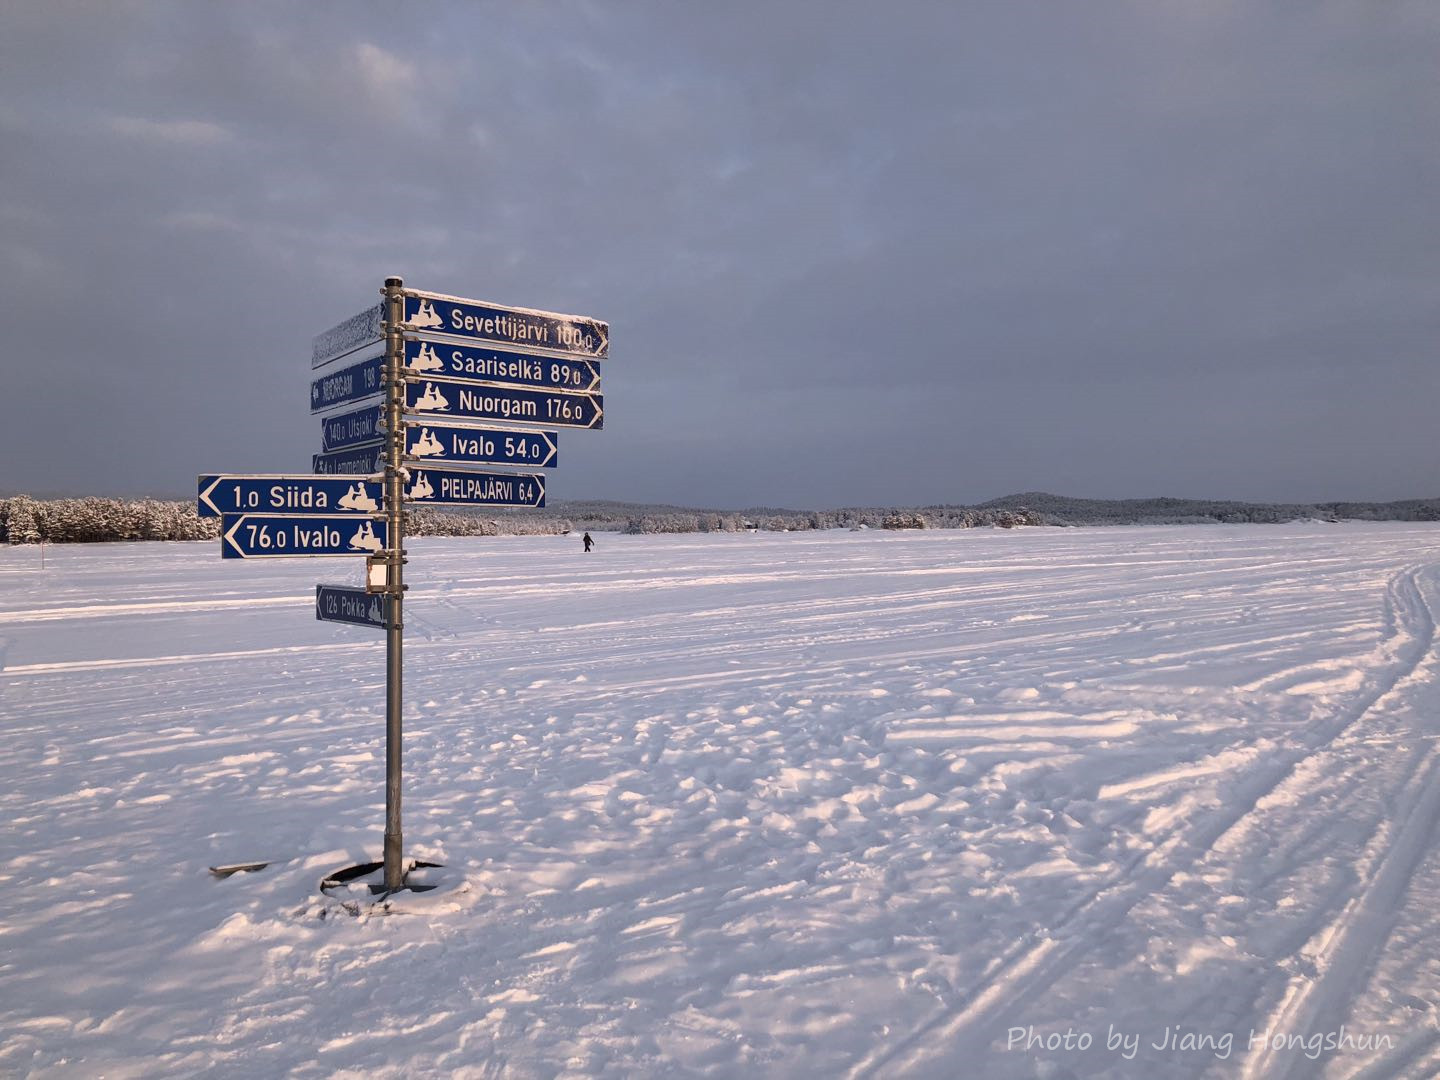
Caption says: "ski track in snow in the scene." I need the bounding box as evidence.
[3,524,1440,1078]
[854,565,1440,1079]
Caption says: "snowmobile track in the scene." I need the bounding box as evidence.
[849,565,1436,1078]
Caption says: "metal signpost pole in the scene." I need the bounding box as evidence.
[382,276,407,891]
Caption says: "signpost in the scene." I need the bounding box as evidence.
[317,585,387,630]
[401,290,607,358]
[198,475,381,517]
[220,514,388,559]
[404,466,545,508]
[205,276,607,897]
[313,443,385,475]
[404,421,558,468]
[321,405,385,452]
[402,340,600,393]
[404,379,602,430]
[312,352,384,413]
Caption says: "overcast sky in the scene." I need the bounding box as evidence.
[2,1,1435,508]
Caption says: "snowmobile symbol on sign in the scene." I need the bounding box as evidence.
[408,299,443,329]
[406,341,444,374]
[406,472,436,500]
[410,428,445,457]
[412,383,450,412]
[348,521,383,552]
[338,483,378,513]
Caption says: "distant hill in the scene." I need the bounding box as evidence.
[971,492,1440,525]
[539,491,1440,533]
[452,492,1440,527]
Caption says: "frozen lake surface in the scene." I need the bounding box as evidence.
[4,523,1440,1078]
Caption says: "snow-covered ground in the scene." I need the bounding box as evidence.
[4,523,1440,1078]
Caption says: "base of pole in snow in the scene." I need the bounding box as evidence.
[319,858,444,899]
[384,830,403,888]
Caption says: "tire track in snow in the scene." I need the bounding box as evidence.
[1239,752,1440,1080]
[1239,572,1440,1080]
[1342,1023,1440,1080]
[0,594,308,624]
[847,565,1435,1079]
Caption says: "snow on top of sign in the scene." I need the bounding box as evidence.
[404,286,607,330]
[311,303,383,368]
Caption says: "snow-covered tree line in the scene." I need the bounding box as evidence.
[0,496,220,543]
[0,496,575,544]
[4,490,1436,544]
[618,507,1040,533]
[406,507,571,537]
[0,495,1041,544]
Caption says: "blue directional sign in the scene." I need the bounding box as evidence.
[317,584,387,630]
[313,303,383,368]
[404,379,602,430]
[221,515,388,559]
[404,467,545,508]
[312,352,383,413]
[313,443,384,475]
[321,405,384,451]
[404,422,558,469]
[403,291,607,359]
[198,475,382,518]
[402,339,600,393]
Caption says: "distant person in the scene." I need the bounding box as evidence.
[582,532,594,553]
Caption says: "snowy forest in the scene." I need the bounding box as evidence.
[2,492,1437,544]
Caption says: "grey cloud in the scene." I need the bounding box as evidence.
[1,1,1435,506]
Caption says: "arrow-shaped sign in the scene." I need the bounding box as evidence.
[404,422,558,469]
[313,443,384,475]
[312,352,384,413]
[221,515,389,559]
[316,584,387,630]
[404,379,602,430]
[402,291,607,359]
[198,474,382,518]
[314,291,608,366]
[321,405,385,452]
[401,339,600,394]
[403,467,545,508]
